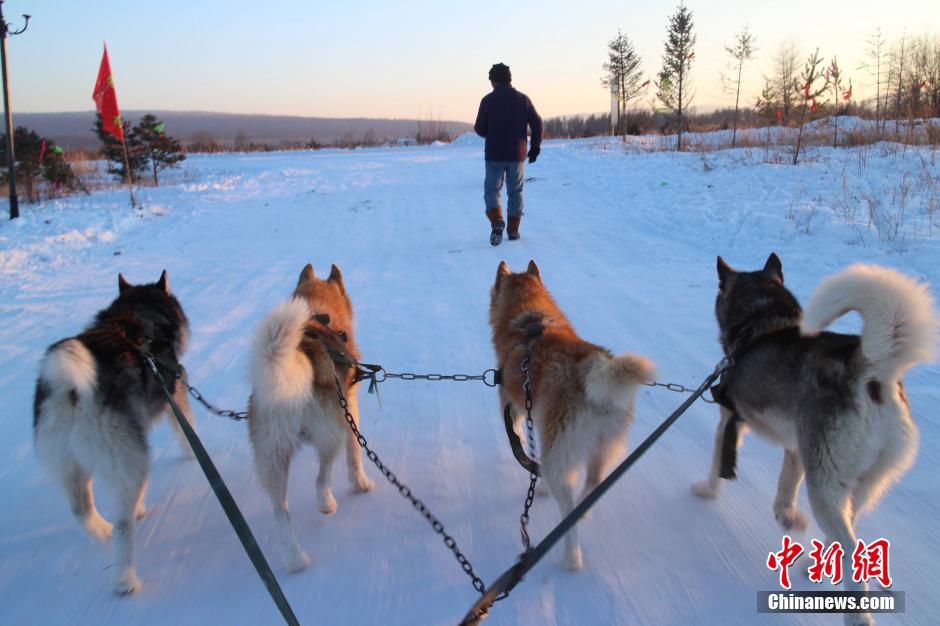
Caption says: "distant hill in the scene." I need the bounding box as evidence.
[13,111,474,149]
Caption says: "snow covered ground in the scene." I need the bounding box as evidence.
[0,133,937,625]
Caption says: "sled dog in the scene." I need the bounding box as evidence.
[248,263,374,572]
[33,271,194,595]
[489,260,655,570]
[692,253,936,626]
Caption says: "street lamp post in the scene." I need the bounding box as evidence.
[0,1,30,220]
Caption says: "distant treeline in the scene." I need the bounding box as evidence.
[544,101,876,140]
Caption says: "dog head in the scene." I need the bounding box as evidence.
[489,259,567,337]
[293,263,354,341]
[113,270,190,353]
[714,253,801,353]
[490,259,542,318]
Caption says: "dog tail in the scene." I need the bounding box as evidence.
[585,352,656,411]
[35,339,97,426]
[251,297,313,402]
[801,264,937,381]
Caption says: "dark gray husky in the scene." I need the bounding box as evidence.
[692,253,935,626]
[33,271,194,595]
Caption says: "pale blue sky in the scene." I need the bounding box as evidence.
[6,0,932,121]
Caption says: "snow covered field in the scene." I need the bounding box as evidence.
[0,133,937,625]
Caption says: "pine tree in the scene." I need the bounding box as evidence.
[826,57,851,147]
[0,127,81,201]
[722,26,755,148]
[41,143,82,197]
[601,30,646,139]
[135,114,186,186]
[94,113,147,182]
[0,127,42,201]
[656,2,696,151]
[792,49,829,165]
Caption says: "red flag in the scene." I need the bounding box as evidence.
[93,44,124,141]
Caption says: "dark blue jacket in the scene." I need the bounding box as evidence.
[474,84,543,162]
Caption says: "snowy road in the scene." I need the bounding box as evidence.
[0,135,937,625]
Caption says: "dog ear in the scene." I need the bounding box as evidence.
[157,270,170,294]
[717,256,733,288]
[496,261,510,279]
[118,273,132,293]
[297,263,315,286]
[328,264,346,292]
[762,252,783,283]
[526,260,541,280]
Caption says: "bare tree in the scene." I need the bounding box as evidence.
[860,28,888,130]
[722,25,756,148]
[602,30,646,139]
[656,2,696,151]
[891,32,908,135]
[767,39,801,124]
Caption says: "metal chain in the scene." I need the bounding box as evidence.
[379,369,500,387]
[329,361,488,596]
[519,345,538,554]
[643,379,717,404]
[184,381,249,421]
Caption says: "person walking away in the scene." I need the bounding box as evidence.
[474,63,543,246]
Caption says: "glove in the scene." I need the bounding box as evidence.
[527,147,540,164]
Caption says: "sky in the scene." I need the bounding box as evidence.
[5,0,934,122]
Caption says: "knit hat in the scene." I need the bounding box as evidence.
[488,63,511,83]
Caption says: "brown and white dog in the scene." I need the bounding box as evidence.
[490,260,655,570]
[248,263,374,572]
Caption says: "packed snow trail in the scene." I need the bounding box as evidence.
[0,136,937,625]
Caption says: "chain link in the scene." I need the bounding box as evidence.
[381,369,500,387]
[519,345,539,554]
[329,362,488,596]
[643,379,717,404]
[184,381,249,420]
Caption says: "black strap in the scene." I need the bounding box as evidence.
[502,402,540,476]
[141,353,300,626]
[460,356,731,625]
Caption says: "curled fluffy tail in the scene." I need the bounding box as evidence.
[586,352,656,411]
[38,339,97,407]
[251,297,313,402]
[800,264,937,381]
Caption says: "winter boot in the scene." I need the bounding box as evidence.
[507,216,521,241]
[486,207,505,246]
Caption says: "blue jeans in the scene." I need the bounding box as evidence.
[484,160,525,217]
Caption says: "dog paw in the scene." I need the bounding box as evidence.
[318,493,337,515]
[563,548,584,572]
[351,474,375,493]
[691,480,720,500]
[84,516,113,541]
[285,550,311,573]
[134,504,149,520]
[113,570,142,596]
[775,507,808,532]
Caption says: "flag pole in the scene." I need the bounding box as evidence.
[120,133,136,208]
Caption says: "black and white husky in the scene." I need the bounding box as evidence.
[693,254,936,626]
[33,271,195,595]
